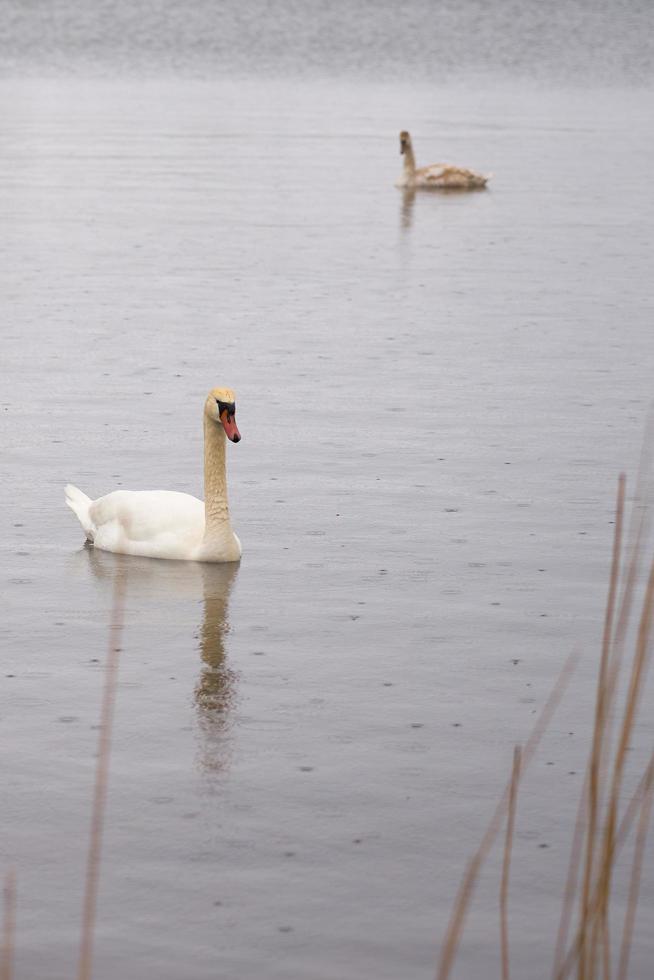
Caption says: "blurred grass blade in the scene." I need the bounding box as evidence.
[616,756,654,980]
[0,870,16,980]
[77,568,127,980]
[436,645,580,980]
[500,746,521,980]
[592,556,654,968]
[578,474,625,978]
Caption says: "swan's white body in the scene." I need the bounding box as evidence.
[65,389,242,563]
[65,486,241,562]
[396,131,489,190]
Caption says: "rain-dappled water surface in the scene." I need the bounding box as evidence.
[2,10,654,979]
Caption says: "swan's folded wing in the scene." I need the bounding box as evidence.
[90,490,205,542]
[417,163,448,181]
[421,163,488,186]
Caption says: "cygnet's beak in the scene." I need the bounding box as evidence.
[220,409,241,443]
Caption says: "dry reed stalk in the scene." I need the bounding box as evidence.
[601,929,610,980]
[609,422,653,679]
[77,569,126,980]
[595,433,653,819]
[555,749,654,980]
[616,757,654,980]
[0,870,16,980]
[577,475,626,980]
[594,435,653,844]
[435,645,580,980]
[590,556,654,972]
[440,453,653,980]
[500,746,521,980]
[586,430,654,979]
[587,500,651,980]
[552,771,589,978]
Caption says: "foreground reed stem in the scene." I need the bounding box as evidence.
[436,646,580,980]
[556,751,654,979]
[0,870,16,980]
[591,556,654,971]
[77,569,126,980]
[500,746,521,980]
[616,756,654,980]
[578,474,625,980]
[440,450,654,980]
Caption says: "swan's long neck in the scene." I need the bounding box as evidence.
[403,141,417,177]
[203,415,231,536]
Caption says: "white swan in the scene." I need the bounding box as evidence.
[395,130,489,190]
[65,388,242,563]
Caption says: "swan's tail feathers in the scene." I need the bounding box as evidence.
[65,484,95,540]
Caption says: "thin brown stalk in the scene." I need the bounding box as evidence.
[589,455,652,980]
[555,748,654,980]
[77,568,127,980]
[591,556,654,968]
[436,645,580,980]
[588,500,649,980]
[600,922,610,980]
[616,758,654,980]
[610,417,653,672]
[552,772,589,978]
[600,429,653,771]
[500,746,521,980]
[597,426,653,817]
[578,474,626,980]
[0,870,16,980]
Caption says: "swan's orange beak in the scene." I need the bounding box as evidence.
[220,409,241,443]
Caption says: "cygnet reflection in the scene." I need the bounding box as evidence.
[400,187,416,230]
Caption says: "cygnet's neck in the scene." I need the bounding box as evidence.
[403,142,416,177]
[203,415,232,537]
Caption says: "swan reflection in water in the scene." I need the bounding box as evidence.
[82,547,239,773]
[400,187,416,230]
[194,561,240,774]
[400,181,487,233]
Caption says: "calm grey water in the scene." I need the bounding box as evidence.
[1,0,654,84]
[1,3,654,979]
